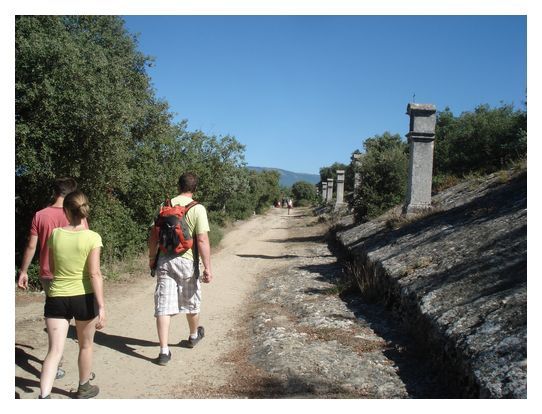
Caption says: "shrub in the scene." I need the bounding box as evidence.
[434,104,527,177]
[89,193,145,263]
[208,222,224,248]
[291,181,319,205]
[353,133,408,222]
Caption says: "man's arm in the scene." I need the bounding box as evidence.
[148,225,159,270]
[196,232,212,283]
[17,234,38,290]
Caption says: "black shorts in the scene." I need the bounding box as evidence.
[44,293,97,321]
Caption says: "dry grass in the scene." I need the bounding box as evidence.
[296,325,388,356]
[384,207,442,231]
[343,260,382,302]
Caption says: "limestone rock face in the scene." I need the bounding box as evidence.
[335,170,527,398]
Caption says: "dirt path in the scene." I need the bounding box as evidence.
[15,207,303,399]
[16,206,449,399]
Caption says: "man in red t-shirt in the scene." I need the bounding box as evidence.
[17,177,88,380]
[18,178,88,292]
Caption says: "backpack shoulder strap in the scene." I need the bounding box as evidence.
[184,200,199,211]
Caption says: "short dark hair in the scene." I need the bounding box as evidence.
[53,177,78,197]
[178,172,198,193]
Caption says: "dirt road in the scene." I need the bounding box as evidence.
[15,207,306,399]
[16,206,449,399]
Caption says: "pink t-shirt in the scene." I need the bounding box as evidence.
[30,206,88,279]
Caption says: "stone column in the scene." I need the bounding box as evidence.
[335,170,346,210]
[326,178,334,203]
[321,181,327,201]
[351,152,362,192]
[403,103,437,215]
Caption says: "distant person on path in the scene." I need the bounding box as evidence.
[39,190,105,399]
[287,199,293,215]
[17,177,88,380]
[148,172,213,366]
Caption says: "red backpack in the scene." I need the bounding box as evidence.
[153,199,199,255]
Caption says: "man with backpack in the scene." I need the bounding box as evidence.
[148,172,213,365]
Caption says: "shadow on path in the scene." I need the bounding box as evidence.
[15,376,73,399]
[68,325,159,363]
[267,235,325,244]
[237,254,298,260]
[15,345,74,399]
[15,344,41,379]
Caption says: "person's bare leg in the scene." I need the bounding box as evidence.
[186,313,199,336]
[74,318,97,384]
[40,318,69,397]
[156,315,171,348]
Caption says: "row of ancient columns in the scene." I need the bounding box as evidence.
[319,103,437,215]
[319,170,346,210]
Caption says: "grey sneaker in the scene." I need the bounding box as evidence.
[55,367,65,379]
[157,350,171,366]
[187,326,205,348]
[38,394,51,399]
[75,381,99,399]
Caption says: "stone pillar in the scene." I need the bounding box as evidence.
[403,103,437,215]
[351,152,362,192]
[335,170,346,210]
[321,181,327,201]
[326,178,334,203]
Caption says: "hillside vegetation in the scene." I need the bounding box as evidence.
[319,103,526,223]
[15,16,283,287]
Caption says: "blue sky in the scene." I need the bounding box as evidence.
[123,15,526,175]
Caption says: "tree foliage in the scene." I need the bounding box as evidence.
[15,16,281,266]
[434,104,526,177]
[291,181,318,205]
[345,103,526,224]
[352,132,409,222]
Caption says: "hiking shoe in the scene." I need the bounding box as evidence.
[75,381,99,399]
[187,326,205,348]
[157,350,171,366]
[38,394,51,399]
[55,367,65,379]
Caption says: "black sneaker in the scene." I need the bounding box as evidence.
[157,350,171,365]
[75,381,99,399]
[187,326,205,348]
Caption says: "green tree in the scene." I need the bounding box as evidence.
[251,170,282,214]
[15,15,286,268]
[291,181,318,205]
[224,167,253,220]
[353,132,408,222]
[434,103,527,178]
[16,16,156,261]
[175,131,248,224]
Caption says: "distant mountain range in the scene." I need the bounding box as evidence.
[248,166,320,187]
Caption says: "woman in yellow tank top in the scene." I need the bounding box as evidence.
[39,191,105,399]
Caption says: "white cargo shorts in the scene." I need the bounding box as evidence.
[154,255,201,316]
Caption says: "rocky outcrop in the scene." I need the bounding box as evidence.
[333,169,527,398]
